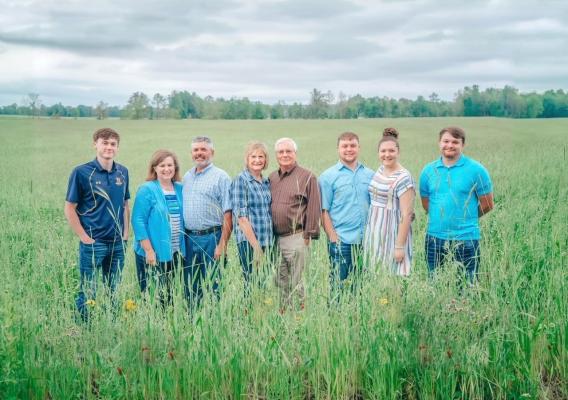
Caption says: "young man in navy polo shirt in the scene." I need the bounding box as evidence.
[64,128,130,321]
[419,126,493,285]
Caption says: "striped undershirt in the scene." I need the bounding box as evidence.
[163,190,181,253]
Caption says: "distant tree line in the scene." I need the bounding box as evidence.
[3,85,568,119]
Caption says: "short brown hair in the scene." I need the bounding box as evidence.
[378,127,400,151]
[244,141,269,170]
[337,131,359,146]
[146,150,181,182]
[439,126,466,144]
[93,127,120,143]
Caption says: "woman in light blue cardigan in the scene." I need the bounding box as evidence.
[132,150,185,307]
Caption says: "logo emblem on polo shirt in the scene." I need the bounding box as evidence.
[115,177,124,186]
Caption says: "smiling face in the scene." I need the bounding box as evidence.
[154,156,176,183]
[378,140,399,169]
[191,141,214,169]
[247,149,267,175]
[338,138,360,166]
[94,137,118,161]
[439,132,465,160]
[275,140,297,170]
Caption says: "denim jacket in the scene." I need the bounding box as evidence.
[132,180,186,262]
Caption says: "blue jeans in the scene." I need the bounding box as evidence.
[237,241,272,293]
[425,234,480,285]
[328,241,362,293]
[183,230,223,308]
[135,252,182,308]
[76,240,125,321]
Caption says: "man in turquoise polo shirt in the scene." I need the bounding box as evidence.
[64,128,130,321]
[419,126,493,284]
[320,132,374,295]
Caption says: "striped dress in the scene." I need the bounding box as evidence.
[364,166,415,276]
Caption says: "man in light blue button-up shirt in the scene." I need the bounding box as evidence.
[319,132,374,295]
[182,136,232,309]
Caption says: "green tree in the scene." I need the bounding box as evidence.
[126,92,150,119]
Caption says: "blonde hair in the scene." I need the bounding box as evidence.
[146,150,181,182]
[245,141,269,170]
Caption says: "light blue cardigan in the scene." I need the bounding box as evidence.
[132,180,186,262]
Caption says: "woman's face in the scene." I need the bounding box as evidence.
[154,156,176,182]
[247,150,266,174]
[378,141,399,168]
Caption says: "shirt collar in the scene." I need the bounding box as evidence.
[435,155,466,168]
[243,168,267,183]
[336,160,363,172]
[192,162,214,175]
[93,158,116,172]
[278,163,297,177]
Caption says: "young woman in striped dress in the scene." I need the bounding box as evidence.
[132,150,185,307]
[364,128,415,276]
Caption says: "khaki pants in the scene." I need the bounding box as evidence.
[275,232,308,307]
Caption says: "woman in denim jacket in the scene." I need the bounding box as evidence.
[132,150,185,307]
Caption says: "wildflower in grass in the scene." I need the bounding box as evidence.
[295,314,303,322]
[86,299,96,307]
[379,297,389,305]
[124,299,137,311]
[264,297,274,306]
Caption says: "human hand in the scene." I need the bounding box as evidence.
[80,236,95,245]
[145,249,157,266]
[329,233,338,244]
[394,248,405,263]
[253,245,264,268]
[214,244,224,260]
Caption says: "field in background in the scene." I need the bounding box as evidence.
[0,117,566,399]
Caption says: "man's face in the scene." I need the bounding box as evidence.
[191,141,214,168]
[338,138,359,165]
[439,132,464,160]
[275,141,297,169]
[93,137,118,161]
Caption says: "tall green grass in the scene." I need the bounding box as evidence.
[0,117,566,398]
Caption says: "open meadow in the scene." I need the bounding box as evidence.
[0,117,566,399]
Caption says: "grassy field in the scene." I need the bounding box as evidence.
[0,117,566,399]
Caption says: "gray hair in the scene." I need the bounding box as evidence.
[274,137,297,152]
[192,136,214,149]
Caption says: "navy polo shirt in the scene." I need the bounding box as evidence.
[66,158,130,242]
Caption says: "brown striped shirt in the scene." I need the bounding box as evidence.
[269,164,321,239]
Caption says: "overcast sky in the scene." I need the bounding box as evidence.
[1,0,567,106]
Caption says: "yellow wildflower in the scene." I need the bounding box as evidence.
[86,299,96,307]
[379,298,389,306]
[263,297,274,306]
[124,299,137,312]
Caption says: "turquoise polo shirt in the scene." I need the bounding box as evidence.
[319,161,375,244]
[419,155,492,240]
[66,159,130,242]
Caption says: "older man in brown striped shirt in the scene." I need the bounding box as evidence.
[270,137,321,309]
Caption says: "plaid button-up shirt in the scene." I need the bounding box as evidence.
[231,169,273,246]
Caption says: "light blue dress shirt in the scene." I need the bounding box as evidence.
[319,161,375,244]
[182,163,232,231]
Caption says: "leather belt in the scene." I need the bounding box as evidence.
[185,226,222,236]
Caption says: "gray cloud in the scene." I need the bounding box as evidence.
[0,0,566,105]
